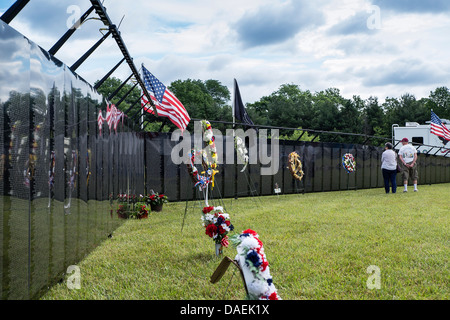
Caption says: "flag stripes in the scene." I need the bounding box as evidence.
[430,110,450,141]
[141,66,190,131]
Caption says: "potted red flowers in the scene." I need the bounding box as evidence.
[116,194,150,219]
[147,192,168,212]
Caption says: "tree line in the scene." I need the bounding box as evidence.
[95,77,450,145]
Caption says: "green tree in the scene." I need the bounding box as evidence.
[169,79,231,132]
[251,84,314,135]
[383,93,428,135]
[362,96,385,137]
[427,86,450,119]
[94,77,148,129]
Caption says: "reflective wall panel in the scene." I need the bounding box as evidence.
[0,21,144,299]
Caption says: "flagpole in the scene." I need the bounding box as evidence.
[141,64,144,130]
[232,79,236,136]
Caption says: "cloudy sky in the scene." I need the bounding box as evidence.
[1,0,449,104]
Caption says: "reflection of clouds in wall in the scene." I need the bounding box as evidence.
[0,61,26,102]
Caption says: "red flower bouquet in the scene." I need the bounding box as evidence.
[201,206,234,247]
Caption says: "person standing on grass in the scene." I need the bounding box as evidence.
[398,137,418,192]
[381,142,397,194]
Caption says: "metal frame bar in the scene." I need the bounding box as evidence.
[49,5,95,55]
[130,102,150,122]
[94,57,126,90]
[433,147,444,156]
[0,0,29,24]
[123,93,144,115]
[115,82,138,108]
[107,72,133,101]
[310,133,320,142]
[89,0,155,115]
[295,130,307,142]
[70,29,112,72]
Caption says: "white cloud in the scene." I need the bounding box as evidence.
[2,0,449,106]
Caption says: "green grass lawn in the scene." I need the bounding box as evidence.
[41,184,449,300]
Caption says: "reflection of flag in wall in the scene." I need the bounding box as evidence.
[141,66,190,132]
[106,104,113,130]
[110,104,124,133]
[430,110,450,141]
[98,110,105,135]
[99,105,124,134]
[233,78,256,131]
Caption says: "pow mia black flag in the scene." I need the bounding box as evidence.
[233,78,256,131]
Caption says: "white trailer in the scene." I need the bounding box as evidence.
[392,121,450,157]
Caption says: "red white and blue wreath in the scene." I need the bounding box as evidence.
[230,229,281,300]
[342,153,356,173]
[201,206,234,249]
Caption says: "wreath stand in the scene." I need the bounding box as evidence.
[294,179,305,195]
[342,151,358,191]
[345,170,357,191]
[210,256,249,299]
[288,151,305,195]
[181,172,229,233]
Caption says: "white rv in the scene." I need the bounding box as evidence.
[392,121,450,157]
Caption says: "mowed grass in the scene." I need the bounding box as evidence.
[41,184,449,300]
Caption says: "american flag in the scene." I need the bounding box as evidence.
[141,66,190,132]
[430,110,450,141]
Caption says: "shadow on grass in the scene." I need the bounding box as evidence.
[187,251,219,263]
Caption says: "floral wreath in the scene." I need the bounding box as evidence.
[201,120,218,171]
[234,136,249,172]
[186,120,219,190]
[230,229,281,300]
[202,206,234,248]
[288,151,304,181]
[186,149,211,191]
[342,153,356,173]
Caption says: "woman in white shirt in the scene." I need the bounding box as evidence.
[381,142,398,193]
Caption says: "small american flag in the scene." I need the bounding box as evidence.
[430,110,450,141]
[141,66,190,132]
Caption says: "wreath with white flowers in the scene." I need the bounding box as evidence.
[288,151,304,181]
[234,136,249,172]
[342,153,356,173]
[230,229,281,300]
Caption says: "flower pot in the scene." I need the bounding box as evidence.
[151,203,163,212]
[117,212,128,219]
[215,243,223,257]
[138,212,148,219]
